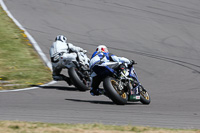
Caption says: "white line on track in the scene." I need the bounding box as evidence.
[0,0,56,92]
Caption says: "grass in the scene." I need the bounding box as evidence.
[0,121,199,133]
[0,6,52,90]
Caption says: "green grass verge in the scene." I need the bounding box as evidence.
[0,6,52,90]
[0,121,199,133]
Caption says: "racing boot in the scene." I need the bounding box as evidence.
[53,74,72,86]
[62,75,73,86]
[90,87,105,96]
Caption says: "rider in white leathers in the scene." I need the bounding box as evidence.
[89,45,134,96]
[49,35,87,85]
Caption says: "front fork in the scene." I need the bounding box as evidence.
[129,78,140,94]
[127,79,141,101]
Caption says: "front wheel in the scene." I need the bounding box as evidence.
[103,77,128,105]
[68,67,90,91]
[139,85,151,104]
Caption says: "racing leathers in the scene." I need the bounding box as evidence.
[49,40,87,85]
[89,51,131,96]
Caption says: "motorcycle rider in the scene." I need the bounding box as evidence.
[89,45,134,96]
[49,35,87,85]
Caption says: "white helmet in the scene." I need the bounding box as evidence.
[96,45,109,53]
[55,35,67,43]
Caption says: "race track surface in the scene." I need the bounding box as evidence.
[1,0,200,129]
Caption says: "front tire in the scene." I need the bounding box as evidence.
[103,77,128,105]
[139,85,151,104]
[68,67,89,91]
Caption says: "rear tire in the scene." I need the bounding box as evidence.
[68,67,89,91]
[103,77,127,105]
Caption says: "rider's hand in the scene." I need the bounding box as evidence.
[83,50,87,53]
[130,60,136,65]
[128,60,136,68]
[53,53,60,62]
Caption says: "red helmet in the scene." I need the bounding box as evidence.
[96,45,108,53]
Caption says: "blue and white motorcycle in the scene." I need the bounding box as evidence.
[94,61,151,105]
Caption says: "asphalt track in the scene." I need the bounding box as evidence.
[1,0,200,129]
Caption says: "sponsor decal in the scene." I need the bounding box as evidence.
[136,96,140,99]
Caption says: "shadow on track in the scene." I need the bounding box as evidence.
[39,86,81,91]
[65,98,141,105]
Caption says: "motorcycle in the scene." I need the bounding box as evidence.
[62,51,91,91]
[93,61,150,105]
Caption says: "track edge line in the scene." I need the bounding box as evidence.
[0,0,56,92]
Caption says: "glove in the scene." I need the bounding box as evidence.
[82,50,87,53]
[131,60,136,65]
[128,60,136,68]
[53,53,60,62]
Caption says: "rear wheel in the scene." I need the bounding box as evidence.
[103,77,127,105]
[139,85,151,104]
[68,67,90,91]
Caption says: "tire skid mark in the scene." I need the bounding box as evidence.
[147,6,200,20]
[111,2,200,25]
[75,41,200,73]
[112,47,200,74]
[152,0,200,11]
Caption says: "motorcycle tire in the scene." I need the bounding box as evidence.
[68,67,89,91]
[103,76,128,105]
[139,85,151,104]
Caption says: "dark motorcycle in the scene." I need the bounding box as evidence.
[95,61,150,105]
[65,52,90,91]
